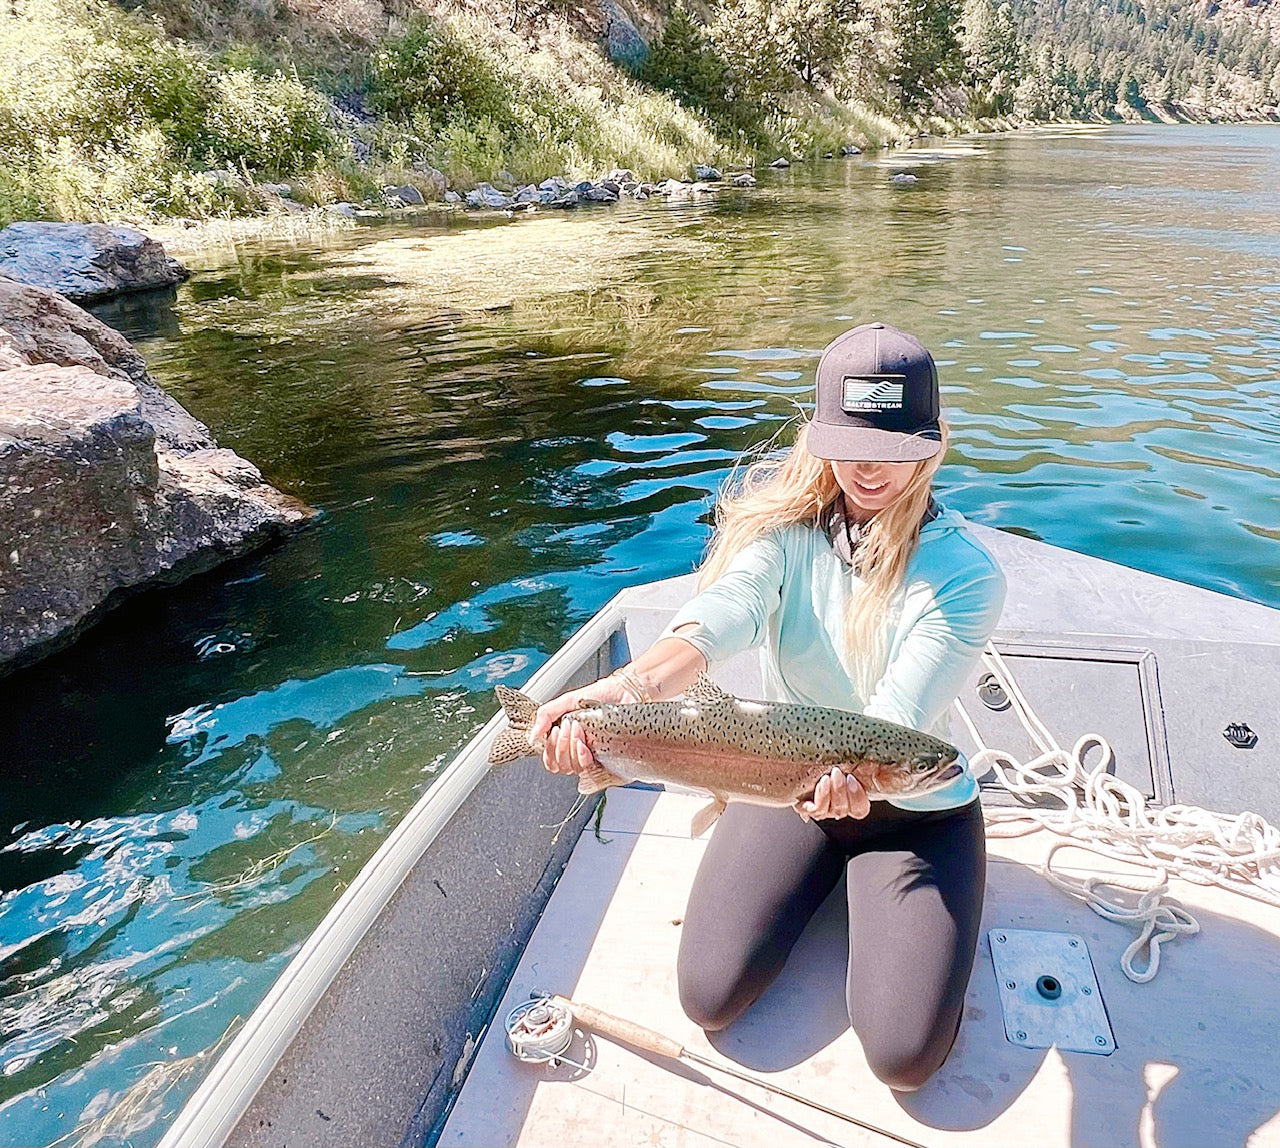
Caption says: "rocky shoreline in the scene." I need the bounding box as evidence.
[0,255,314,678]
[320,163,760,218]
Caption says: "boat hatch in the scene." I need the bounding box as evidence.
[988,929,1116,1054]
[958,640,1172,804]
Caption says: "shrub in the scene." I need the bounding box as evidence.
[366,17,513,130]
[0,0,338,223]
[201,69,335,174]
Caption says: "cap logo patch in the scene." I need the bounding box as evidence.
[842,375,905,411]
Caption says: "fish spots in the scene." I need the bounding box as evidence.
[567,689,959,800]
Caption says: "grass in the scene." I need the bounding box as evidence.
[0,0,969,229]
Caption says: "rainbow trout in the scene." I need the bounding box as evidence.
[489,673,964,836]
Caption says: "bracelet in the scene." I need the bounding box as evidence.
[610,666,654,704]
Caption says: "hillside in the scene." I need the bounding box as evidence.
[0,0,1277,228]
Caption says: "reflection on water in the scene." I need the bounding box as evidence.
[1,124,1279,1144]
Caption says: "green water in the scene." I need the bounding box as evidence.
[1,123,1277,1145]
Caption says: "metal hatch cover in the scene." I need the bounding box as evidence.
[988,929,1116,1055]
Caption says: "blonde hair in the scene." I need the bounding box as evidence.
[698,420,950,691]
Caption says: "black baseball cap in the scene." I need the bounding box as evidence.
[808,322,942,462]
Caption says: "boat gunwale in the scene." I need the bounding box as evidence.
[158,592,630,1148]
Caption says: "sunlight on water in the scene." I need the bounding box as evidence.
[1,124,1278,1146]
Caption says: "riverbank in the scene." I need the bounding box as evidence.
[147,109,1280,261]
[6,0,1279,232]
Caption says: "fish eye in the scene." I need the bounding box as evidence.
[912,759,934,773]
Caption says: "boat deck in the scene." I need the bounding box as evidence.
[168,527,1280,1148]
[442,788,1280,1148]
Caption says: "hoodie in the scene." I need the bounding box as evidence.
[661,504,1007,811]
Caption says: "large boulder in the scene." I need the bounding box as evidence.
[602,0,648,66]
[0,222,190,302]
[0,276,314,675]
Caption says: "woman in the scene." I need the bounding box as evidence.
[528,321,1006,1092]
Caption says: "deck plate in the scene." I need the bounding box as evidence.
[989,928,1115,1055]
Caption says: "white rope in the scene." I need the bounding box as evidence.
[957,643,1280,982]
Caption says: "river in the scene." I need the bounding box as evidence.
[1,123,1278,1145]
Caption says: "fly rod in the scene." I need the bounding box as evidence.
[505,994,930,1148]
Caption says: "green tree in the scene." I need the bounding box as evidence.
[711,0,860,97]
[961,0,1020,113]
[879,0,967,108]
[640,2,740,129]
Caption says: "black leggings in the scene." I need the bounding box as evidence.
[676,798,986,1092]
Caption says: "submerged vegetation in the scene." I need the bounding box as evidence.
[0,0,1277,226]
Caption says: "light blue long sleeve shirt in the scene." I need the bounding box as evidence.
[661,505,1006,810]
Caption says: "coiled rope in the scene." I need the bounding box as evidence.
[955,643,1280,982]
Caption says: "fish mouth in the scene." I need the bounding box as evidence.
[936,761,963,782]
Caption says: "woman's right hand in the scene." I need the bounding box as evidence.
[527,675,638,776]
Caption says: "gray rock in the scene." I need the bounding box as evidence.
[539,176,568,193]
[326,202,359,217]
[656,178,689,197]
[551,190,580,208]
[605,169,635,185]
[384,184,426,206]
[732,172,757,187]
[465,183,513,209]
[841,144,862,156]
[443,190,462,204]
[200,169,242,187]
[573,181,595,194]
[0,275,210,453]
[0,278,313,675]
[260,182,293,198]
[514,185,540,204]
[583,185,620,203]
[694,165,722,181]
[412,165,448,194]
[0,222,189,303]
[770,157,791,168]
[889,172,919,185]
[602,0,648,67]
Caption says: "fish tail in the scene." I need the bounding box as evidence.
[489,728,534,766]
[488,685,540,765]
[495,684,538,730]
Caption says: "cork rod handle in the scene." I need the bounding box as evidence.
[550,996,685,1061]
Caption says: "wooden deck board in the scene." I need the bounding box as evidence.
[441,790,1280,1148]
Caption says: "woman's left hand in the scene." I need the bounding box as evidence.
[798,767,871,821]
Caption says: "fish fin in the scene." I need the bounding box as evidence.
[489,728,536,766]
[577,764,627,796]
[690,796,727,838]
[495,684,539,730]
[489,685,541,765]
[684,672,733,705]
